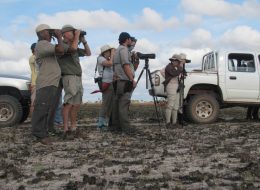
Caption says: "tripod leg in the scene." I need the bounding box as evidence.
[136,67,145,86]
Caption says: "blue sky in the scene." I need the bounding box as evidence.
[0,0,260,102]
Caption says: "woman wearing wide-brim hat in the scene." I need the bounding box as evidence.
[94,44,115,129]
[162,54,183,128]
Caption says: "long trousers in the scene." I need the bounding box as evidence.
[165,85,180,124]
[31,86,60,138]
[110,80,131,131]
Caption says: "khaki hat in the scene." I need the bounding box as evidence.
[169,54,182,62]
[35,24,51,33]
[100,44,113,55]
[179,53,191,63]
[61,24,75,34]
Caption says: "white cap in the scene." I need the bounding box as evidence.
[35,24,51,33]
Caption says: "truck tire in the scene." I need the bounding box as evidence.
[186,94,219,124]
[0,95,23,127]
[20,106,30,123]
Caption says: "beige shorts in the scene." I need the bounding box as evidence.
[62,75,83,105]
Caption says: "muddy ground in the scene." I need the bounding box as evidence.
[0,104,260,190]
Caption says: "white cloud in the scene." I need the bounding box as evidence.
[35,9,129,31]
[0,58,30,76]
[0,38,30,61]
[135,8,179,31]
[219,25,260,50]
[183,14,202,27]
[16,8,179,33]
[181,0,260,19]
[180,28,213,48]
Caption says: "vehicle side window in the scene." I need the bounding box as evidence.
[203,53,216,71]
[228,53,255,72]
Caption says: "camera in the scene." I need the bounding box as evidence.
[136,52,156,60]
[94,77,102,83]
[80,31,87,37]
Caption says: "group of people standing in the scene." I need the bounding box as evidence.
[29,24,91,145]
[29,23,191,145]
[95,32,139,133]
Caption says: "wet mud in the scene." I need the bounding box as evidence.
[0,104,259,190]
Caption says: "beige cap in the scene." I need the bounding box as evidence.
[35,24,51,33]
[169,54,182,62]
[179,53,191,63]
[100,45,113,55]
[61,24,75,34]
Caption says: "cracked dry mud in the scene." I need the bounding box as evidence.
[0,104,260,190]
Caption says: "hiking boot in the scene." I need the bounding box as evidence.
[38,137,53,145]
[62,131,74,140]
[71,128,80,138]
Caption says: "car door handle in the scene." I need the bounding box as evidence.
[229,76,237,80]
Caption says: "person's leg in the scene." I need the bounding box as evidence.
[118,92,131,131]
[30,85,36,117]
[110,81,124,131]
[54,94,63,126]
[171,93,180,124]
[165,84,176,125]
[62,103,72,132]
[47,86,60,133]
[70,104,80,130]
[32,86,56,140]
[98,92,107,128]
[101,85,114,126]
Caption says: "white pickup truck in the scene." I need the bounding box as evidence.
[150,50,260,123]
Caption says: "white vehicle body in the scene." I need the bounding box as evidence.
[150,50,260,123]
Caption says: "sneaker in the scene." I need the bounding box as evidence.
[62,131,74,140]
[166,123,172,128]
[38,137,53,145]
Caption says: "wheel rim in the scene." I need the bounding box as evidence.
[0,103,14,121]
[195,100,213,119]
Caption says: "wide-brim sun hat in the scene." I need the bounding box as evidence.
[169,54,182,62]
[100,44,113,54]
[179,53,191,63]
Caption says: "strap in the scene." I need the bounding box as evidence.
[95,57,105,78]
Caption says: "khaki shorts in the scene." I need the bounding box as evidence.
[62,75,83,105]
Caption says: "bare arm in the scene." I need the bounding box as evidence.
[80,35,91,56]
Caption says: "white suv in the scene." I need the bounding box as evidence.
[0,74,31,127]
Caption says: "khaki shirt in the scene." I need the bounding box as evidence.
[29,54,37,86]
[35,40,61,90]
[113,45,132,81]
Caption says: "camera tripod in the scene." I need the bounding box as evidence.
[135,58,162,127]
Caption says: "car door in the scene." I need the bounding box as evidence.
[225,53,259,101]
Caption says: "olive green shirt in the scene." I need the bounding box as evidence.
[58,42,85,76]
